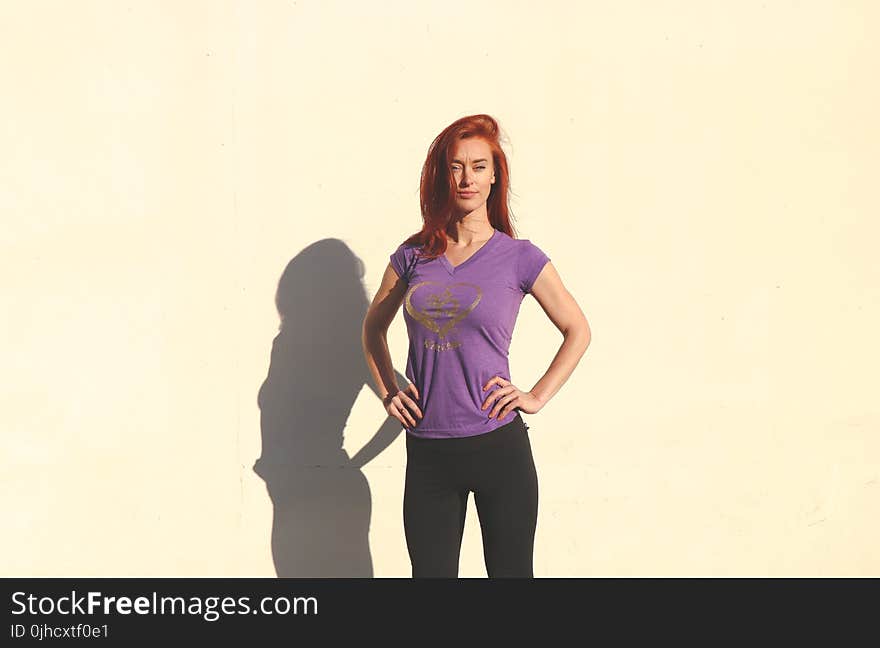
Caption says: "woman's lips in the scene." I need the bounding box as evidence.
[458,192,477,197]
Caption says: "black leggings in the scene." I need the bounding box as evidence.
[403,412,538,578]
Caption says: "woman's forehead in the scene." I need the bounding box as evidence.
[449,137,492,160]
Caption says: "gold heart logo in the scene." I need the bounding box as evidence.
[405,281,482,339]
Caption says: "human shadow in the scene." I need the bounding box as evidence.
[253,238,407,577]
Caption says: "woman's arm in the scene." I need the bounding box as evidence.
[527,261,591,406]
[362,263,408,402]
[362,263,423,429]
[481,261,590,419]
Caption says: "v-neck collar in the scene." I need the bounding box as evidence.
[440,228,499,276]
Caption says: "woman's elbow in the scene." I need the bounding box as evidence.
[564,318,591,351]
[362,311,388,339]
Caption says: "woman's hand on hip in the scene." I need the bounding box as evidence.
[481,376,543,418]
[384,384,423,428]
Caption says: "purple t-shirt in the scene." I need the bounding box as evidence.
[389,228,551,438]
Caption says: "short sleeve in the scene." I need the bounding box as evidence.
[517,240,551,294]
[390,243,416,283]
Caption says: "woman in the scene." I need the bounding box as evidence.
[362,114,591,578]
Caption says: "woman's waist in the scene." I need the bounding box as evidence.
[405,409,525,447]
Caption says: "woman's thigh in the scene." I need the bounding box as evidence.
[403,445,469,577]
[470,421,539,577]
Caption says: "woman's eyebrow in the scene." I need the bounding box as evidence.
[451,158,488,164]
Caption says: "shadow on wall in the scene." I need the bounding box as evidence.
[253,238,407,577]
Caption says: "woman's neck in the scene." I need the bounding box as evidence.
[448,213,493,246]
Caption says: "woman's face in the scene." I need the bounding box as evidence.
[449,137,495,215]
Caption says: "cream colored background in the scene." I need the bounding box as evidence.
[2,1,877,576]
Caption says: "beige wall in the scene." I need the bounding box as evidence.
[2,1,877,576]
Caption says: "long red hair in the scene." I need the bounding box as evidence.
[400,114,520,260]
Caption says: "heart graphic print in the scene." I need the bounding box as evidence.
[404,281,483,342]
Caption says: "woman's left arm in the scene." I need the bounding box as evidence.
[482,262,591,418]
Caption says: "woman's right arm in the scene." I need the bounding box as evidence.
[361,263,423,427]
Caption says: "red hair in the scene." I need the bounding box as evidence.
[400,114,520,260]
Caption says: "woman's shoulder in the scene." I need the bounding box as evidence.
[391,240,424,265]
[394,239,422,251]
[390,238,426,281]
[503,232,547,255]
[509,233,550,266]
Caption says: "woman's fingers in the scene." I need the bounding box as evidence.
[393,401,416,427]
[482,376,509,392]
[387,406,405,427]
[494,392,520,419]
[385,385,422,428]
[481,376,514,411]
[484,385,520,418]
[482,384,513,410]
[392,393,418,427]
[399,388,423,419]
